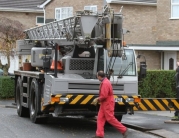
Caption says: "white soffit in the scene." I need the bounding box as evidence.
[106,0,157,6]
[129,46,179,51]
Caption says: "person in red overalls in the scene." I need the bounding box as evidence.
[92,70,128,138]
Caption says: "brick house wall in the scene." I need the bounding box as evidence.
[136,50,161,70]
[110,4,157,45]
[156,0,179,69]
[0,11,43,29]
[157,0,179,41]
[45,0,103,20]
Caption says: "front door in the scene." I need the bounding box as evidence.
[164,51,177,70]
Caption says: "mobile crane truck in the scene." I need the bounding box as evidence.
[14,5,146,123]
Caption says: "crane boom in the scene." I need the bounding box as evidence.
[25,16,75,41]
[24,6,123,50]
[25,11,99,46]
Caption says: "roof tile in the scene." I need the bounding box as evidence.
[0,0,46,10]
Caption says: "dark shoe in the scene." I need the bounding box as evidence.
[91,136,103,138]
[123,128,129,138]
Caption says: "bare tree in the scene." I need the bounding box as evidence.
[0,17,25,75]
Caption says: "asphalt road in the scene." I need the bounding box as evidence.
[0,106,158,138]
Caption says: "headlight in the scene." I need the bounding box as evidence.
[125,98,134,102]
[60,97,69,103]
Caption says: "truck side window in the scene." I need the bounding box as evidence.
[97,48,104,71]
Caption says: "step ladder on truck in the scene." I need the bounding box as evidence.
[14,5,146,123]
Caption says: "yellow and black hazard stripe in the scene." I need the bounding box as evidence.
[42,94,141,111]
[50,94,95,105]
[50,94,140,105]
[133,98,179,111]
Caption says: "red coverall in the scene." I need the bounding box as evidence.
[96,78,127,137]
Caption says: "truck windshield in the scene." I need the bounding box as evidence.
[106,49,136,76]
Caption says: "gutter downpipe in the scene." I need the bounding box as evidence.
[37,5,45,25]
[38,0,52,24]
[43,7,45,25]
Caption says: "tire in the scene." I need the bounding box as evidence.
[29,78,48,124]
[16,77,29,117]
[84,115,96,118]
[115,115,123,122]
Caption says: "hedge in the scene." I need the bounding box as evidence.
[139,70,176,98]
[0,70,177,99]
[0,76,14,99]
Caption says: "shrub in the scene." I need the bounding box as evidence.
[0,76,15,99]
[138,70,176,98]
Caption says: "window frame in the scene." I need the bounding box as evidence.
[84,5,97,13]
[36,16,44,25]
[171,0,179,19]
[55,7,73,21]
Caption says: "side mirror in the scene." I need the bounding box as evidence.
[137,54,147,80]
[139,61,147,79]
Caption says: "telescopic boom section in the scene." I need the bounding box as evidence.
[24,10,100,47]
[24,6,124,50]
[25,16,75,41]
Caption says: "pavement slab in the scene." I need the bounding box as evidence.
[123,113,179,135]
[164,120,179,124]
[147,129,179,138]
[0,99,16,108]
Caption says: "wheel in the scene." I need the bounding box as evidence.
[29,79,48,123]
[16,77,29,117]
[115,115,123,122]
[84,115,96,118]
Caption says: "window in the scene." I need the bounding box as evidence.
[171,0,179,18]
[97,48,104,71]
[106,49,136,76]
[36,16,44,25]
[55,7,73,21]
[84,5,97,13]
[169,58,174,70]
